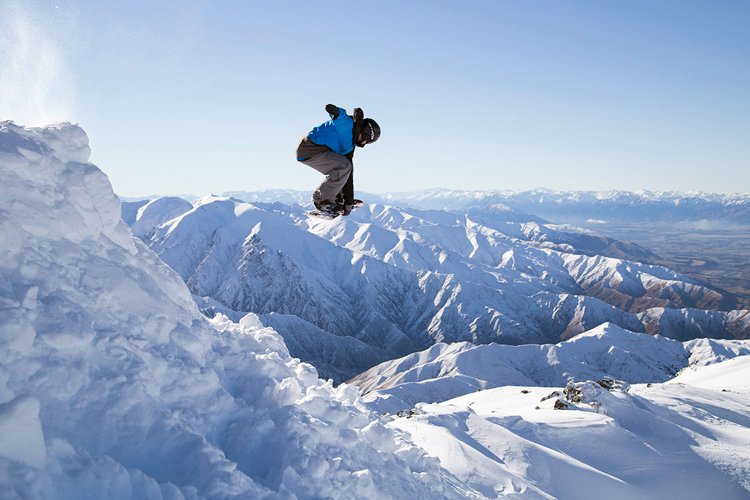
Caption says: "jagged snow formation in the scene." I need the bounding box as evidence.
[0,121,476,499]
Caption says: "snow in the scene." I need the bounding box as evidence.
[0,121,471,499]
[0,396,45,469]
[673,355,750,392]
[685,337,750,367]
[349,322,750,412]
[122,197,194,238]
[351,322,750,498]
[382,361,750,499]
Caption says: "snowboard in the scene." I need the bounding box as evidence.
[306,200,364,220]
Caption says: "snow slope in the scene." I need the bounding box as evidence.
[351,323,750,499]
[672,354,750,392]
[387,367,750,499]
[0,121,477,499]
[122,196,194,239]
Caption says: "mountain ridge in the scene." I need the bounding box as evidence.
[123,193,750,382]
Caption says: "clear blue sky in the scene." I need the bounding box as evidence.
[2,0,749,197]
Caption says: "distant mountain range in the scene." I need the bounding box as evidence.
[122,192,750,383]
[123,188,750,225]
[372,188,750,224]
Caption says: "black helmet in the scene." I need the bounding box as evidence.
[359,118,380,146]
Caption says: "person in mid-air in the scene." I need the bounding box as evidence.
[296,104,380,216]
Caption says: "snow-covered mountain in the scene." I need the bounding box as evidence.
[121,196,193,239]
[377,188,750,225]
[0,121,471,499]
[349,323,750,499]
[122,190,749,382]
[348,322,750,409]
[4,121,750,499]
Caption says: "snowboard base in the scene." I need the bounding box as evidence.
[306,210,340,220]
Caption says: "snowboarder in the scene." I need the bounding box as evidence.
[296,104,380,216]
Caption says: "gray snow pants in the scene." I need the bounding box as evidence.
[296,136,352,203]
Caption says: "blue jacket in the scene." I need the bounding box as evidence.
[306,107,354,156]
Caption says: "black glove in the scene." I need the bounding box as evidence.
[325,104,340,119]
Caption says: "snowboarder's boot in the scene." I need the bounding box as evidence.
[314,200,345,215]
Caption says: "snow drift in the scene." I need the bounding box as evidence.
[0,121,475,499]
